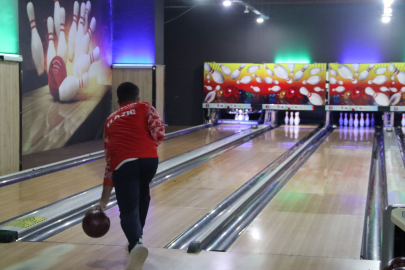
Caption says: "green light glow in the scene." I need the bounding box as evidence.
[0,0,19,54]
[274,48,311,63]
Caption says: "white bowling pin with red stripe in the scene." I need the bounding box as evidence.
[83,1,92,34]
[59,73,89,102]
[57,8,67,63]
[47,17,56,72]
[54,0,61,38]
[74,3,86,61]
[73,47,100,77]
[78,17,96,57]
[27,2,44,76]
[68,1,79,62]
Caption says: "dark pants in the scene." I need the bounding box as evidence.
[112,158,158,252]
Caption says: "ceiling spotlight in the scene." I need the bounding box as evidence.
[382,16,391,23]
[244,6,249,13]
[223,0,232,6]
[384,7,393,14]
[257,17,264,23]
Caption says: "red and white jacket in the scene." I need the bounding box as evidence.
[103,102,165,187]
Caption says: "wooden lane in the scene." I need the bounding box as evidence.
[44,126,317,248]
[0,242,380,270]
[228,127,374,260]
[0,125,247,223]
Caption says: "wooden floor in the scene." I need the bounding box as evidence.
[44,126,315,248]
[0,126,381,269]
[0,125,247,223]
[229,127,374,260]
[0,241,380,270]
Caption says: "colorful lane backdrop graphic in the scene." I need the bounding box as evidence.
[203,62,327,106]
[329,63,405,106]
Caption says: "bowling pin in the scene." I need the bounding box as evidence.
[329,77,343,85]
[354,113,359,127]
[375,67,388,74]
[204,85,212,91]
[344,113,348,126]
[354,127,358,141]
[299,87,324,105]
[349,113,353,127]
[250,86,260,92]
[73,46,100,77]
[391,75,395,85]
[290,112,294,125]
[352,64,360,76]
[391,87,398,92]
[285,111,289,125]
[237,76,252,84]
[219,63,231,76]
[78,17,96,58]
[293,64,309,81]
[309,67,323,75]
[294,112,300,125]
[368,75,388,85]
[390,89,403,106]
[365,87,389,106]
[239,110,243,121]
[234,111,238,120]
[252,74,262,83]
[339,113,343,126]
[314,87,324,92]
[268,86,281,92]
[402,114,405,127]
[27,2,44,76]
[247,65,261,73]
[371,114,375,126]
[329,66,338,77]
[287,64,295,76]
[57,8,67,63]
[365,113,370,127]
[59,73,89,102]
[83,1,91,34]
[206,74,210,83]
[359,64,375,81]
[360,113,364,127]
[231,63,245,80]
[333,86,345,93]
[264,64,274,76]
[264,77,279,84]
[46,17,56,72]
[244,111,249,121]
[74,3,86,61]
[274,65,293,84]
[204,63,224,84]
[54,0,61,38]
[389,63,405,85]
[338,64,357,84]
[303,76,321,85]
[68,1,79,62]
[204,91,216,103]
[284,125,289,137]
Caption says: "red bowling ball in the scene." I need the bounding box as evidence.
[82,209,110,238]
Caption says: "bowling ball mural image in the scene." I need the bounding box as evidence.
[19,0,112,155]
[203,62,327,105]
[328,63,405,106]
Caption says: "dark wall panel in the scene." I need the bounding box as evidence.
[164,3,405,125]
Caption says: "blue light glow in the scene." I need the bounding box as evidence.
[112,0,155,64]
[340,40,381,63]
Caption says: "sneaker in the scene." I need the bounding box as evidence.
[125,244,148,270]
[125,238,142,250]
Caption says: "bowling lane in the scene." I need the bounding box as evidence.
[45,126,317,248]
[228,127,374,260]
[0,125,248,223]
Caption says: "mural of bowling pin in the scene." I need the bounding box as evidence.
[27,2,44,76]
[68,1,79,62]
[73,46,100,77]
[57,8,67,63]
[46,17,56,72]
[59,73,89,102]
